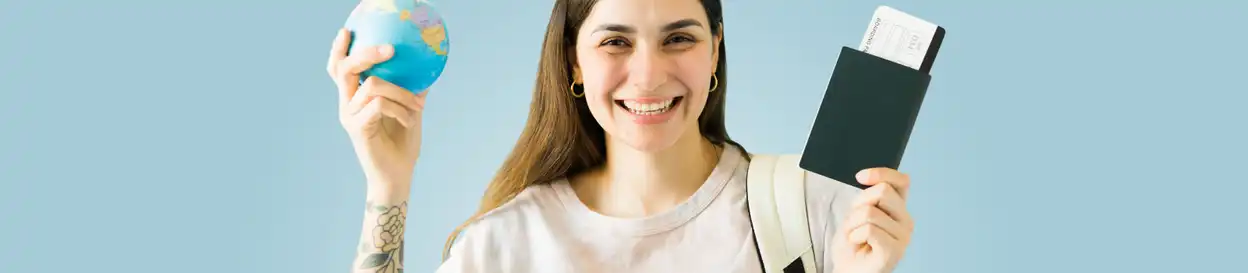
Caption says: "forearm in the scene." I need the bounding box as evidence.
[352,186,411,273]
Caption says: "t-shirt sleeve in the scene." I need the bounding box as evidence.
[803,171,862,273]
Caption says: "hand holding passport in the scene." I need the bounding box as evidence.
[799,6,946,189]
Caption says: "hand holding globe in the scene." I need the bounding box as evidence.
[324,0,450,190]
[344,0,450,94]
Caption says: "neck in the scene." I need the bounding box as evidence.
[573,131,723,218]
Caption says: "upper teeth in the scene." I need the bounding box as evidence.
[623,99,674,112]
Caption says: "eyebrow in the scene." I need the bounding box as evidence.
[592,19,704,34]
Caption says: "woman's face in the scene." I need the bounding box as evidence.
[573,0,720,152]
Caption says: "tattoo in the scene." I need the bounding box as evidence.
[356,200,407,273]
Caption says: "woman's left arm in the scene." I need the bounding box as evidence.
[828,167,916,273]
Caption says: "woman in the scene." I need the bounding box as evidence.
[325,0,916,272]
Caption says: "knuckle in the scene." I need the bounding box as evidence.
[865,185,885,199]
[878,183,895,193]
[376,97,395,108]
[362,76,382,90]
[359,97,380,111]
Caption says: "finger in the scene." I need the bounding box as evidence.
[375,98,414,128]
[347,77,424,115]
[334,45,395,104]
[856,167,911,199]
[352,97,414,128]
[849,224,901,253]
[852,183,914,230]
[843,206,907,244]
[328,28,356,104]
[336,44,394,77]
[351,95,384,127]
[328,28,351,74]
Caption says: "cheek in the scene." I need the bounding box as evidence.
[579,56,626,100]
[673,59,716,113]
[671,47,716,90]
[576,51,625,122]
[582,67,624,96]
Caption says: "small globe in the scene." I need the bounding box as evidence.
[345,0,450,93]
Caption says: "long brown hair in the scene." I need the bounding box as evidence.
[443,0,744,258]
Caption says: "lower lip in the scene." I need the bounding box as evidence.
[619,100,680,125]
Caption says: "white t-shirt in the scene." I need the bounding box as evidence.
[437,146,861,273]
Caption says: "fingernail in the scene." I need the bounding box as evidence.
[856,169,870,182]
[378,45,393,56]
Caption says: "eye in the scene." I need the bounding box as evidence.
[598,37,632,54]
[665,35,696,44]
[600,38,631,47]
[663,33,703,51]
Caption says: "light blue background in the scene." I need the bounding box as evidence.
[1,0,1244,272]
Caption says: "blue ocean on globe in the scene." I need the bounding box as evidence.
[345,0,450,93]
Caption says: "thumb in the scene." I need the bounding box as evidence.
[856,168,878,186]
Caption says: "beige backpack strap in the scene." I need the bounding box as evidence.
[747,154,817,273]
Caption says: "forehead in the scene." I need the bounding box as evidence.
[583,0,708,28]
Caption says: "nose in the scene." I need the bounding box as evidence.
[627,47,669,92]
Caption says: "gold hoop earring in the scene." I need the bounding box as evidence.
[709,74,719,92]
[570,82,584,98]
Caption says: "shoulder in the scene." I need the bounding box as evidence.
[439,182,569,272]
[468,182,567,232]
[451,181,567,243]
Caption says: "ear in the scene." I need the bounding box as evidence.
[567,46,582,84]
[711,23,723,73]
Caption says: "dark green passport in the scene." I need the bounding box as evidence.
[799,47,933,189]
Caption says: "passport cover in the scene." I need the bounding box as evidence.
[799,46,933,189]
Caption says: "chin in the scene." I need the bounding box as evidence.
[615,131,685,152]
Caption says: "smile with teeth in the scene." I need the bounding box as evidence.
[617,97,683,115]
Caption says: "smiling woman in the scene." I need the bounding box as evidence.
[325,0,917,272]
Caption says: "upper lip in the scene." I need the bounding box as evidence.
[614,96,683,102]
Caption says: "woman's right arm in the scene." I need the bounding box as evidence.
[352,185,411,273]
[326,28,428,273]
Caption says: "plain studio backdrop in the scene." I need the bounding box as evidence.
[1,0,1244,272]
